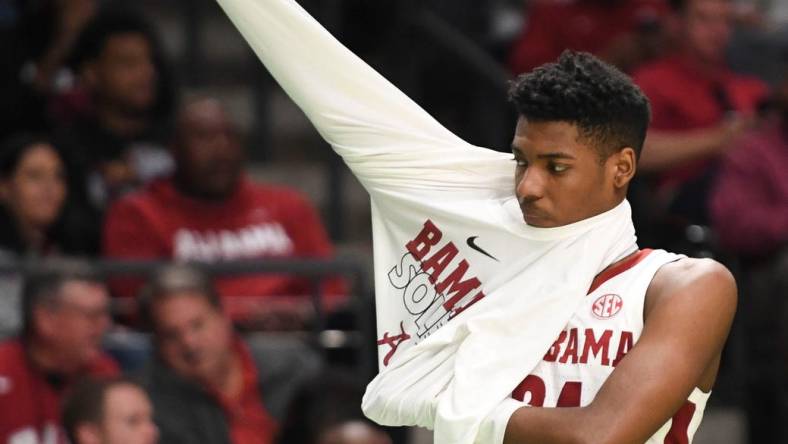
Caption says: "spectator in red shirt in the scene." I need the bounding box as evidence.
[708,72,788,443]
[103,97,346,327]
[632,0,769,228]
[0,261,118,444]
[53,9,177,254]
[709,73,788,259]
[62,377,159,444]
[508,0,671,74]
[137,265,321,444]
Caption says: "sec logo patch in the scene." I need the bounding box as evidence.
[592,294,623,319]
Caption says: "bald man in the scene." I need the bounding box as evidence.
[103,97,346,327]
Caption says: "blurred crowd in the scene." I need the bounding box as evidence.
[0,0,785,443]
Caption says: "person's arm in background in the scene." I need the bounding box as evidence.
[31,0,97,93]
[0,0,96,137]
[503,259,736,444]
[638,117,753,172]
[631,67,769,172]
[632,69,755,172]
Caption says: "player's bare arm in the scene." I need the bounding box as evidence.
[503,258,737,444]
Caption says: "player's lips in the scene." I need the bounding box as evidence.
[520,204,551,226]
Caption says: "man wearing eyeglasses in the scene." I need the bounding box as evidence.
[0,261,119,444]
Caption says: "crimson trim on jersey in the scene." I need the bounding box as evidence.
[664,401,696,444]
[587,249,653,295]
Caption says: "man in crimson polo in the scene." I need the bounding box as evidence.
[632,0,769,230]
[137,264,320,444]
[0,261,119,444]
[103,96,346,327]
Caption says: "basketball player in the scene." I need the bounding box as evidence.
[500,53,736,443]
[216,1,737,442]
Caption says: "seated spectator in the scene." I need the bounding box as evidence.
[709,76,788,259]
[104,97,346,327]
[632,0,769,235]
[508,0,671,74]
[136,264,321,444]
[277,369,394,444]
[62,376,158,444]
[0,134,94,258]
[0,133,65,259]
[0,135,67,335]
[0,260,118,443]
[54,8,175,226]
[708,71,788,442]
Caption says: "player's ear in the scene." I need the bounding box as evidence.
[610,147,636,189]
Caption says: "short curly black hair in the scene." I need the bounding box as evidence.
[508,51,651,162]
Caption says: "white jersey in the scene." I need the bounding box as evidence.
[513,249,710,443]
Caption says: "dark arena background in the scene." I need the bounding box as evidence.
[0,0,786,443]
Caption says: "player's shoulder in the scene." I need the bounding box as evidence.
[655,257,735,290]
[645,257,737,318]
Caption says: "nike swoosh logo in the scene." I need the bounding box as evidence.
[466,236,499,262]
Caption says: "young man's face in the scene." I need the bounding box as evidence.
[99,384,159,444]
[86,33,157,114]
[511,118,630,228]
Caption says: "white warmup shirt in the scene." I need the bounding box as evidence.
[214,1,699,443]
[515,249,709,443]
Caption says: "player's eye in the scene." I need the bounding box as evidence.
[549,163,569,173]
[513,157,528,168]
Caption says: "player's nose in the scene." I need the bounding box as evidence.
[516,168,544,202]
